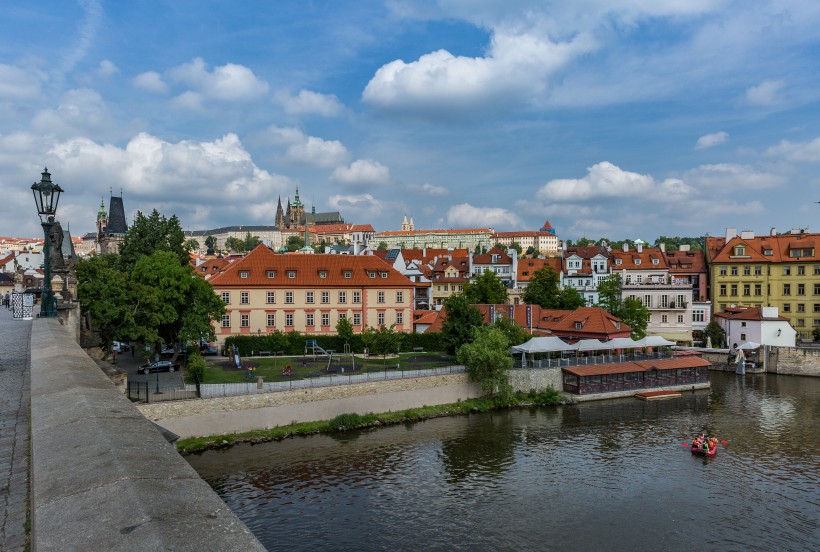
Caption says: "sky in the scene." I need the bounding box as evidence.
[1,0,819,243]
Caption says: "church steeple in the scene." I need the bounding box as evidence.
[275,195,285,228]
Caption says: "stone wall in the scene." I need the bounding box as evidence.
[509,367,563,392]
[138,374,483,439]
[30,318,266,551]
[767,346,820,377]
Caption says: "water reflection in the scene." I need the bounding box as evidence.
[188,373,819,552]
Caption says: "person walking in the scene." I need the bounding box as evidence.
[4,291,9,309]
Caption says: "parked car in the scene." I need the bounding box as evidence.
[139,360,178,374]
[112,341,131,353]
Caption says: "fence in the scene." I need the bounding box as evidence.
[515,351,673,370]
[127,364,465,402]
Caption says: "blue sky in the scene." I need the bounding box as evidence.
[1,0,819,242]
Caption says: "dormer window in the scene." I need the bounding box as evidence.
[287,270,296,278]
[635,259,641,265]
[652,258,659,265]
[615,258,622,265]
[574,321,583,330]
[267,270,276,279]
[615,322,621,329]
[343,271,352,278]
[319,271,327,279]
[734,245,745,256]
[369,272,376,278]
[380,272,388,278]
[239,270,249,279]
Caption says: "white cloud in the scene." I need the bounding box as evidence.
[695,131,728,149]
[48,132,292,206]
[132,71,167,93]
[328,193,384,212]
[684,163,786,190]
[31,88,115,138]
[746,80,784,106]
[765,138,820,163]
[98,60,119,76]
[170,91,204,111]
[536,162,655,202]
[362,30,595,114]
[0,64,42,100]
[331,159,390,187]
[167,57,269,101]
[408,182,448,196]
[445,203,523,229]
[277,89,344,116]
[263,125,348,167]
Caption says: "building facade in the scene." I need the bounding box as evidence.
[208,245,415,345]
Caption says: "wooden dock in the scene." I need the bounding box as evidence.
[635,390,682,401]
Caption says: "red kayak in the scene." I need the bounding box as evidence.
[691,445,717,457]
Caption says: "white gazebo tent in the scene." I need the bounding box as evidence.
[512,337,577,367]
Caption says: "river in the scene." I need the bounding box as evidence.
[187,372,819,551]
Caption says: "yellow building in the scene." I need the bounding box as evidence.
[706,228,819,340]
[208,245,415,346]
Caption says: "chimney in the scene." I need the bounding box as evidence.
[740,230,754,240]
[679,244,690,252]
[770,227,777,236]
[659,243,665,253]
[636,243,643,253]
[623,242,629,252]
[725,228,737,241]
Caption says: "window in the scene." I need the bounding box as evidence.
[797,304,805,312]
[719,284,727,296]
[693,310,705,323]
[796,319,805,327]
[814,303,820,313]
[339,313,347,321]
[319,271,327,278]
[720,267,727,276]
[368,272,376,279]
[221,314,230,328]
[396,311,403,324]
[240,270,249,279]
[741,322,746,327]
[730,284,737,296]
[798,266,805,275]
[322,313,329,326]
[635,259,641,265]
[339,291,347,304]
[267,270,276,279]
[734,245,745,256]
[221,291,230,304]
[381,272,388,278]
[240,291,249,304]
[783,267,791,276]
[815,265,820,275]
[643,295,652,307]
[730,267,738,276]
[574,321,582,329]
[636,275,643,283]
[783,303,791,313]
[661,315,668,323]
[661,295,669,308]
[285,291,293,304]
[783,284,791,296]
[397,291,404,303]
[306,314,314,326]
[267,313,275,327]
[353,312,361,325]
[353,291,361,304]
[321,291,329,304]
[377,312,385,325]
[285,313,293,326]
[344,271,352,279]
[797,283,805,296]
[288,270,296,279]
[240,314,249,328]
[755,266,762,276]
[378,291,385,303]
[652,258,659,265]
[678,315,684,323]
[755,284,762,296]
[815,284,820,295]
[743,266,751,276]
[266,291,276,304]
[306,291,314,304]
[740,333,746,341]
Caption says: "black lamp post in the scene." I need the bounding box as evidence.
[31,168,63,317]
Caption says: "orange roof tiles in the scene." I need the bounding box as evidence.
[707,232,820,263]
[208,244,413,288]
[564,356,710,377]
[610,247,668,270]
[517,258,562,282]
[375,228,492,237]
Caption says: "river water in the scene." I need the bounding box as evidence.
[187,372,819,552]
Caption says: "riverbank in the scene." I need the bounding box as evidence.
[176,388,567,454]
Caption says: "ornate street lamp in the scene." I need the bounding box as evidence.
[31,167,63,317]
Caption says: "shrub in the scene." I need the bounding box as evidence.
[327,412,365,431]
[187,352,205,383]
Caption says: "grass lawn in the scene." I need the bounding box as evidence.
[195,352,457,384]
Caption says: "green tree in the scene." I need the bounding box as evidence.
[463,270,508,304]
[813,327,820,341]
[76,254,137,350]
[242,232,262,251]
[524,246,536,256]
[703,321,726,348]
[619,298,650,339]
[596,274,624,315]
[522,266,561,308]
[286,235,304,252]
[225,236,245,252]
[362,325,402,357]
[377,241,389,250]
[336,317,354,344]
[557,286,586,310]
[509,242,522,255]
[118,209,188,269]
[491,316,529,347]
[187,351,206,383]
[457,326,513,399]
[204,235,217,253]
[474,244,482,254]
[441,293,485,354]
[184,238,200,252]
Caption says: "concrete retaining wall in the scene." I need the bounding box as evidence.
[138,374,483,439]
[509,367,563,393]
[30,318,266,551]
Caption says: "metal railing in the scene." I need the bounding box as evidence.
[127,381,199,403]
[514,351,673,370]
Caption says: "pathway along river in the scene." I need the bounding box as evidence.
[187,372,819,552]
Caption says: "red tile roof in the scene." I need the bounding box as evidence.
[208,244,413,288]
[665,249,707,273]
[707,232,820,263]
[610,247,668,270]
[376,228,492,237]
[713,306,790,322]
[564,356,711,377]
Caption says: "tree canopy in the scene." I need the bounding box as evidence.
[463,270,508,305]
[522,267,586,310]
[457,326,514,399]
[595,274,649,339]
[441,293,485,354]
[118,209,189,269]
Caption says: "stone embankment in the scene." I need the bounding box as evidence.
[139,374,483,439]
[30,318,265,551]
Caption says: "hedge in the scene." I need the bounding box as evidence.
[224,330,445,356]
